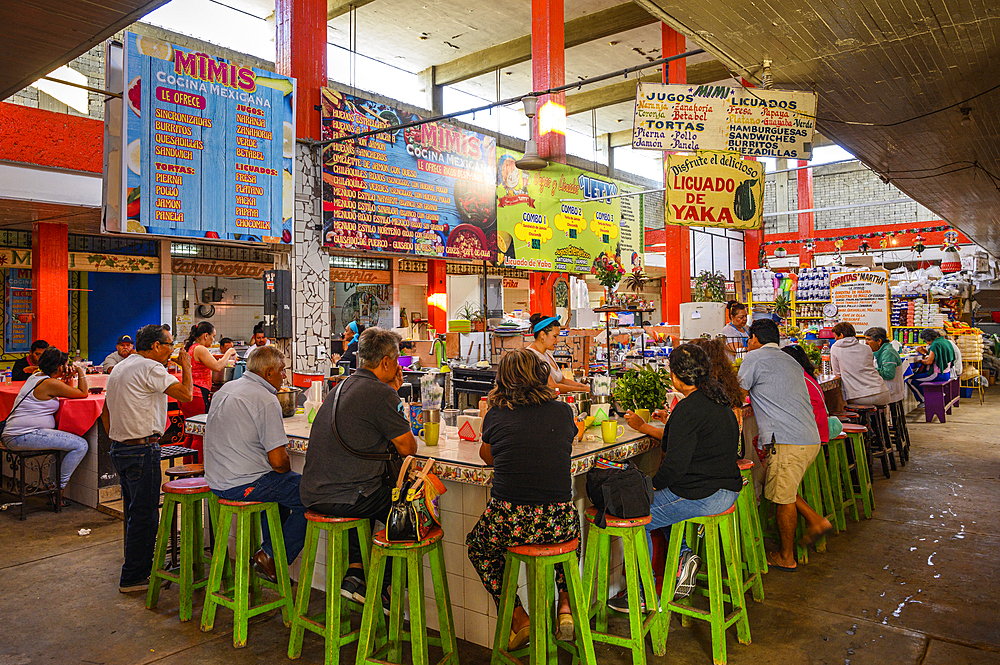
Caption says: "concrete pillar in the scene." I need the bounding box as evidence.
[531,0,566,162]
[427,259,447,335]
[797,160,815,267]
[419,67,444,115]
[660,25,690,325]
[275,0,327,141]
[31,222,68,348]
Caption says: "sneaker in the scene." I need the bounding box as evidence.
[119,578,168,593]
[607,587,646,614]
[341,571,367,604]
[673,552,701,600]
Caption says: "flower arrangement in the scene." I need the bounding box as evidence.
[692,270,727,302]
[593,253,626,289]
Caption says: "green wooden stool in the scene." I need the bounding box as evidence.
[841,423,874,519]
[733,461,765,602]
[147,478,218,621]
[288,512,378,665]
[826,435,858,529]
[736,459,767,580]
[200,499,294,648]
[796,457,824,563]
[492,538,596,665]
[815,442,840,536]
[581,507,663,665]
[659,505,750,665]
[356,527,458,665]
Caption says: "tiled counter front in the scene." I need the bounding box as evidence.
[185,413,659,647]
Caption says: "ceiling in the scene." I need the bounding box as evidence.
[0,0,172,101]
[633,0,1000,252]
[0,199,101,234]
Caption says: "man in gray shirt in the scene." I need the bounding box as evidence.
[300,327,416,606]
[738,319,830,571]
[204,346,305,583]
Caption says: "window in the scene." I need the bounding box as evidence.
[690,227,744,280]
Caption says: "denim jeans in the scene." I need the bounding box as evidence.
[646,487,740,561]
[2,428,89,488]
[110,441,161,586]
[309,484,392,567]
[907,369,949,403]
[213,471,307,563]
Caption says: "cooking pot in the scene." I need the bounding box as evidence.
[276,386,302,417]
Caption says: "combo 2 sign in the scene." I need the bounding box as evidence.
[665,151,764,229]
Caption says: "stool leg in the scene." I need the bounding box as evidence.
[325,527,346,665]
[530,559,549,665]
[234,511,253,648]
[634,529,665,657]
[564,551,598,665]
[357,546,388,665]
[193,496,205,583]
[621,533,644,665]
[582,524,599,617]
[721,517,751,647]
[287,522,317,661]
[826,445,847,532]
[491,553,520,665]
[201,505,230,633]
[849,434,873,519]
[835,441,859,523]
[250,512,263,608]
[147,494,176,610]
[657,525,685,653]
[406,551,430,665]
[704,523,727,665]
[178,497,196,622]
[816,450,838,537]
[387,556,405,663]
[429,543,459,662]
[735,487,763,593]
[265,504,294,627]
[595,530,611,632]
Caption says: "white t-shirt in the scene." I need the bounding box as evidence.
[105,354,179,441]
[244,341,270,360]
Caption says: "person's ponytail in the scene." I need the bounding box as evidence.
[694,373,731,407]
[184,321,214,351]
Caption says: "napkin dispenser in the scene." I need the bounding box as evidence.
[457,415,483,442]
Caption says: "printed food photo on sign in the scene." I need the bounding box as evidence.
[118,32,295,243]
[321,89,497,260]
[665,150,764,229]
[495,148,643,273]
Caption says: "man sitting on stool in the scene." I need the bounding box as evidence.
[204,345,306,582]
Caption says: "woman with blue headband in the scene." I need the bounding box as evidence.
[340,320,365,369]
[527,313,590,393]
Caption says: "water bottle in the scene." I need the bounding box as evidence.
[821,345,831,376]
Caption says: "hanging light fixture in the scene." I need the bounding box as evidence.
[516,96,548,171]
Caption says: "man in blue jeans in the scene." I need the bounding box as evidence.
[204,345,306,582]
[102,324,193,592]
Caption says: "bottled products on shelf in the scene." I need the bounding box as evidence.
[795,267,833,302]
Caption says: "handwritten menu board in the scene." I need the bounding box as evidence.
[632,83,817,159]
[321,89,497,260]
[496,149,643,273]
[113,32,295,243]
[830,270,891,331]
[4,269,32,353]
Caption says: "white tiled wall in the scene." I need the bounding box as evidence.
[171,275,264,344]
[400,284,427,322]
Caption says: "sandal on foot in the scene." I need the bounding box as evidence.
[509,625,530,650]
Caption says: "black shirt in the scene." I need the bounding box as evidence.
[482,400,576,505]
[11,357,33,382]
[342,340,359,369]
[652,390,743,499]
[299,369,411,506]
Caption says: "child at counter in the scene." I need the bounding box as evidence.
[466,347,579,648]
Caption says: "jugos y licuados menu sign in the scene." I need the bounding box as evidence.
[321,89,497,260]
[117,32,295,243]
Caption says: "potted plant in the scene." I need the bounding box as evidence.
[593,253,626,304]
[621,267,648,294]
[457,302,486,332]
[774,246,787,258]
[773,293,792,321]
[612,365,670,414]
[692,270,727,302]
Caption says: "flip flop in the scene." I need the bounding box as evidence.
[799,521,833,548]
[766,552,797,572]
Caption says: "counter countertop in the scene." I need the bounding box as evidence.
[184,412,657,486]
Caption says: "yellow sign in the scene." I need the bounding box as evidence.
[665,151,764,229]
[0,249,159,273]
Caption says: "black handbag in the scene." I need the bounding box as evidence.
[585,459,654,529]
[330,378,404,485]
[385,456,444,542]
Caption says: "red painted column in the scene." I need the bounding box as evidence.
[531,0,566,162]
[661,25,690,325]
[427,259,447,335]
[275,0,327,140]
[797,160,814,267]
[31,222,69,349]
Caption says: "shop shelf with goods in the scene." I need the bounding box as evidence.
[593,305,656,375]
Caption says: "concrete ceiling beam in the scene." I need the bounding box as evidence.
[565,59,729,115]
[425,2,657,87]
[327,0,376,21]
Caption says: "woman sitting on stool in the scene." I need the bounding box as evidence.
[466,347,580,649]
[830,322,890,406]
[907,328,954,404]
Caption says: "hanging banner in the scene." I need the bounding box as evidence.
[665,151,764,229]
[5,269,32,353]
[107,32,296,243]
[633,83,817,159]
[321,89,497,261]
[496,149,643,273]
[830,270,891,331]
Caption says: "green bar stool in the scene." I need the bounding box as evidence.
[492,538,596,665]
[200,499,294,648]
[356,527,457,665]
[288,511,379,665]
[826,434,858,529]
[659,505,750,665]
[733,460,765,602]
[147,477,218,621]
[581,508,664,665]
[795,457,824,563]
[841,423,874,519]
[815,442,840,537]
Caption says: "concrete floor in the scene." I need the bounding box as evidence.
[2,390,999,665]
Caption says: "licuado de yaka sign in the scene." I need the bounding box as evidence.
[666,151,765,229]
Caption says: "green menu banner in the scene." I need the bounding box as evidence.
[495,149,644,274]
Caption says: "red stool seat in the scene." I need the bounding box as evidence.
[845,404,875,411]
[305,510,364,524]
[508,538,580,557]
[584,506,651,528]
[709,503,738,517]
[738,458,754,470]
[373,527,444,548]
[218,498,262,506]
[841,423,868,434]
[164,464,204,479]
[162,477,210,494]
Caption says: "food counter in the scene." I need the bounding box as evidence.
[184,412,658,647]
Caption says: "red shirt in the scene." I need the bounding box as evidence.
[802,370,829,443]
[188,344,214,391]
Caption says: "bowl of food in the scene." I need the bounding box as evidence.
[447,224,488,259]
[276,386,302,418]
